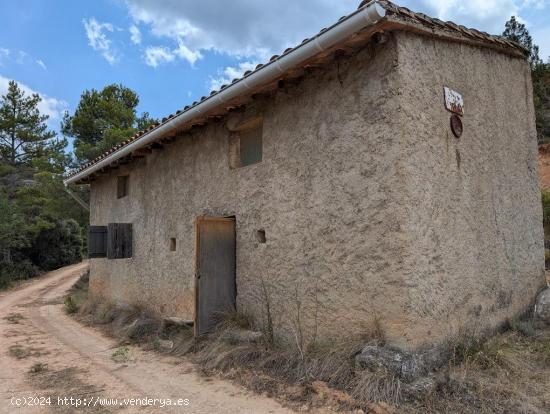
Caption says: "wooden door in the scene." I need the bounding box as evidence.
[195,217,236,335]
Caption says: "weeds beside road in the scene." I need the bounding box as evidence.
[67,270,550,414]
[0,263,291,414]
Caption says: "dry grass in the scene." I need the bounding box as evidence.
[29,367,114,413]
[3,312,25,324]
[7,343,49,359]
[164,313,550,413]
[68,275,550,413]
[78,298,163,342]
[111,346,130,363]
[9,344,31,359]
[404,321,550,414]
[64,270,89,314]
[189,310,392,410]
[29,362,48,374]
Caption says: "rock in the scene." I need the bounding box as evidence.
[356,346,422,382]
[355,345,449,383]
[535,288,550,323]
[401,375,437,399]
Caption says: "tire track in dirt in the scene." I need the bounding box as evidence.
[0,263,293,414]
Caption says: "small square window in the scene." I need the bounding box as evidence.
[240,127,262,166]
[229,119,263,169]
[170,238,177,251]
[117,175,129,199]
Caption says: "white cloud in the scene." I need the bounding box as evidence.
[129,24,142,45]
[124,0,357,65]
[15,50,27,65]
[402,0,549,61]
[142,42,201,67]
[0,75,67,123]
[144,46,175,67]
[408,0,518,33]
[209,61,259,91]
[126,0,548,69]
[0,48,10,64]
[83,18,119,65]
[173,39,202,65]
[404,0,548,34]
[521,0,548,9]
[125,0,548,69]
[0,48,49,70]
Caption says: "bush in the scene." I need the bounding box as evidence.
[64,296,79,314]
[28,219,83,270]
[0,261,39,290]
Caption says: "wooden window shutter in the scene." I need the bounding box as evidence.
[88,226,107,258]
[107,223,133,259]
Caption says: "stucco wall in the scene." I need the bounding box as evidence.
[89,31,544,350]
[90,36,411,344]
[390,31,544,348]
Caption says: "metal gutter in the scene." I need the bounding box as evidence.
[64,1,386,185]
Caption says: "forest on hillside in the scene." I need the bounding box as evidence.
[503,17,550,144]
[0,17,549,289]
[0,81,157,289]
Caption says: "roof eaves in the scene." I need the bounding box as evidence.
[65,0,529,185]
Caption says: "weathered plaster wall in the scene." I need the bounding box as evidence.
[391,31,545,348]
[89,31,544,350]
[90,37,412,344]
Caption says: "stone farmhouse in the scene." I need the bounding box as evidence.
[65,1,544,350]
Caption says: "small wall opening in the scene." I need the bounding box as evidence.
[170,238,177,251]
[256,229,266,244]
[117,175,129,199]
[228,118,263,169]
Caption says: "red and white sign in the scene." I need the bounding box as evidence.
[444,87,464,116]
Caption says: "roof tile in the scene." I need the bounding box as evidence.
[67,0,528,181]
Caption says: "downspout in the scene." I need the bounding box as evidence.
[64,1,386,186]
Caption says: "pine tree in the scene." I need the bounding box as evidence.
[503,16,541,67]
[503,16,549,143]
[0,81,56,165]
[62,84,158,165]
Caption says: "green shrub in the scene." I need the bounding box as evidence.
[0,261,39,290]
[111,347,130,363]
[511,319,537,337]
[28,219,83,270]
[64,296,79,314]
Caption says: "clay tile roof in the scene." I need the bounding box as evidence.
[65,0,528,183]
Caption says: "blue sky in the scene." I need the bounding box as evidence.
[0,0,549,137]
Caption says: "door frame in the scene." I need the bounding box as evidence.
[194,215,236,337]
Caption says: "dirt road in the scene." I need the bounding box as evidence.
[0,263,293,414]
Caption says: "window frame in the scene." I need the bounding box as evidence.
[117,175,129,199]
[228,117,263,169]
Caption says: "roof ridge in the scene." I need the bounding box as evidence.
[66,0,528,182]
